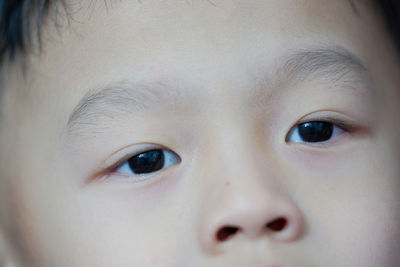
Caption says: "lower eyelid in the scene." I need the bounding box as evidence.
[286,122,347,144]
[113,149,181,176]
[288,131,352,148]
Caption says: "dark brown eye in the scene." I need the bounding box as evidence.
[297,122,333,142]
[115,149,181,175]
[128,149,165,174]
[286,121,342,143]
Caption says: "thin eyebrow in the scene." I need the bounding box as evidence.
[65,80,187,137]
[280,46,368,85]
[65,46,369,139]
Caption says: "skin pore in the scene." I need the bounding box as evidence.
[0,0,400,266]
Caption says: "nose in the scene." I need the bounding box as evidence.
[199,182,304,253]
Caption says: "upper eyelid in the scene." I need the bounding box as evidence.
[114,149,181,175]
[289,110,359,130]
[285,124,350,147]
[87,143,173,182]
[297,119,351,132]
[284,111,363,145]
[104,143,164,165]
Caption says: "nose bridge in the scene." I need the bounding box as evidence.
[197,130,304,254]
[206,112,278,194]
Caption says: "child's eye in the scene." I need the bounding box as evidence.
[114,149,181,175]
[286,121,345,144]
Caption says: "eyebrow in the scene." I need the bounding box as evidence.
[279,46,367,84]
[65,46,368,139]
[65,80,190,137]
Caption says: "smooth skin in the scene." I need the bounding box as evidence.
[0,0,400,266]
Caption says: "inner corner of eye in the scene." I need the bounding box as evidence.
[110,148,181,177]
[285,126,297,141]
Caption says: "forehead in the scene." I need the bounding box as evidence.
[46,0,365,68]
[2,0,395,128]
[27,1,379,94]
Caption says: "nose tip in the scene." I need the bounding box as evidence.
[215,217,288,242]
[200,196,304,253]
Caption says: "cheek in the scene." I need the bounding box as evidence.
[8,168,193,267]
[336,203,400,266]
[284,141,400,265]
[302,184,400,266]
[36,194,191,266]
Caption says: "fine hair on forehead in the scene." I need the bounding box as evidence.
[0,0,399,72]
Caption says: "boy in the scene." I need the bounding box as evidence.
[0,0,399,266]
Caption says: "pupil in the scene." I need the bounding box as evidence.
[128,149,165,174]
[298,121,333,142]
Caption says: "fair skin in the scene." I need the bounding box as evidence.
[0,0,399,266]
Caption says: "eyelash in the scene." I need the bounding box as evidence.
[96,115,358,182]
[285,117,355,145]
[110,148,181,178]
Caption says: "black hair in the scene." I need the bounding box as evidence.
[0,0,399,69]
[377,0,400,52]
[0,0,53,64]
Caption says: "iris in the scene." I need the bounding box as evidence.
[128,149,165,174]
[297,122,334,143]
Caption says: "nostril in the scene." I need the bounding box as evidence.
[216,226,241,242]
[266,217,287,232]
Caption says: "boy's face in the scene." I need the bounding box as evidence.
[1,0,400,266]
